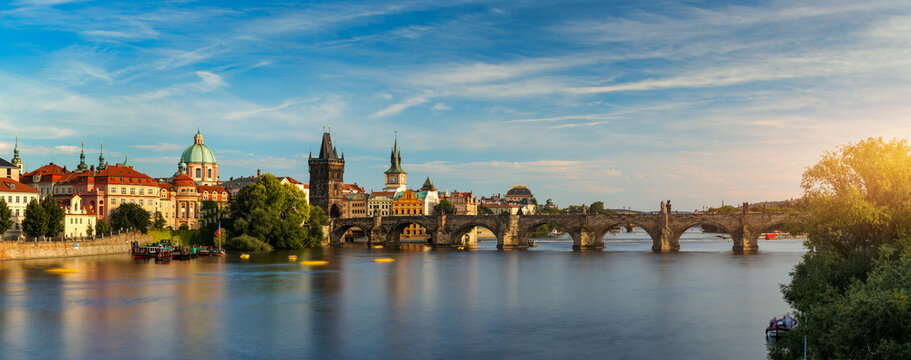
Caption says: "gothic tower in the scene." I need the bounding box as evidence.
[309,131,346,218]
[383,133,407,193]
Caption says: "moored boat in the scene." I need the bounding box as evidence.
[765,314,798,342]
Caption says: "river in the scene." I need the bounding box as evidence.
[0,228,805,359]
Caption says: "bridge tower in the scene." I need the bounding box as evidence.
[309,131,346,218]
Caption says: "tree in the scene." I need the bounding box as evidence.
[478,205,494,215]
[229,174,316,249]
[86,223,93,237]
[95,218,109,235]
[153,211,167,230]
[306,205,329,247]
[771,137,911,359]
[21,199,47,239]
[0,198,12,236]
[41,195,65,238]
[433,199,456,215]
[110,203,152,233]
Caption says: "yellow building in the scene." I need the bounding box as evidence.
[392,190,427,239]
[63,195,97,238]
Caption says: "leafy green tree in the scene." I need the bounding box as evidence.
[153,211,167,230]
[225,234,273,251]
[478,205,494,215]
[21,199,47,239]
[771,137,911,359]
[95,218,109,235]
[433,199,456,215]
[110,203,152,233]
[229,174,317,249]
[0,198,12,236]
[86,223,93,237]
[41,195,65,238]
[306,205,329,246]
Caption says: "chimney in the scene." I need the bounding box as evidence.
[257,169,261,177]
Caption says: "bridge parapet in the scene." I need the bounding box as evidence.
[329,208,788,253]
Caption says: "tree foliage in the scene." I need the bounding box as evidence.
[224,234,273,251]
[95,218,109,235]
[153,211,167,230]
[110,203,152,233]
[433,199,456,214]
[0,198,12,236]
[771,137,911,359]
[478,205,494,215]
[41,195,64,238]
[229,174,325,249]
[21,199,47,239]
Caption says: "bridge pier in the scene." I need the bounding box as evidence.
[732,227,760,253]
[651,228,680,252]
[571,230,604,250]
[498,214,528,249]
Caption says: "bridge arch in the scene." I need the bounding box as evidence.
[449,222,500,246]
[331,224,373,244]
[383,217,439,245]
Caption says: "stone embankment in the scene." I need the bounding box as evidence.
[0,233,150,260]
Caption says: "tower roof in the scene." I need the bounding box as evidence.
[385,133,405,174]
[317,132,340,160]
[420,177,436,191]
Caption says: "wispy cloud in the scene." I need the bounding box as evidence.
[370,96,429,118]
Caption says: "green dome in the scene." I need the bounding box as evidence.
[181,144,217,164]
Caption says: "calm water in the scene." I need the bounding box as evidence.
[0,229,806,360]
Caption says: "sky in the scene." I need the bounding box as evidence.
[1,0,911,211]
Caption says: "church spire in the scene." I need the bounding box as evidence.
[11,133,22,169]
[98,142,105,169]
[385,132,405,174]
[77,140,88,170]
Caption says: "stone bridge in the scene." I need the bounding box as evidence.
[329,203,787,253]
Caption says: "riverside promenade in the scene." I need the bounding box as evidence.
[0,233,149,260]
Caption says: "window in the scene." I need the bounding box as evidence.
[139,189,144,195]
[111,187,116,194]
[130,188,135,195]
[208,168,212,179]
[140,199,144,206]
[195,168,201,178]
[121,187,126,194]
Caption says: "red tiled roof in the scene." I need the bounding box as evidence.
[59,165,159,186]
[343,183,365,192]
[196,185,227,193]
[0,178,40,193]
[371,191,396,197]
[277,176,302,185]
[172,173,195,186]
[21,163,70,184]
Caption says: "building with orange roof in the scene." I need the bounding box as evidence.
[0,177,40,240]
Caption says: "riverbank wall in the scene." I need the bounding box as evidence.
[0,233,149,261]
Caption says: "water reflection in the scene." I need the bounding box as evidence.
[0,231,805,360]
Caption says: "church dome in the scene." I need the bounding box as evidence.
[506,185,532,197]
[180,131,217,164]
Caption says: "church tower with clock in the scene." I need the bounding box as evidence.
[383,134,407,193]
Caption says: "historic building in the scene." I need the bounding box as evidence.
[62,195,97,238]
[392,189,427,239]
[367,191,395,216]
[443,190,478,215]
[308,131,347,218]
[383,134,407,193]
[505,185,537,205]
[0,176,40,240]
[1,157,20,181]
[180,130,219,186]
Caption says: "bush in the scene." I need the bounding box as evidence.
[225,234,273,251]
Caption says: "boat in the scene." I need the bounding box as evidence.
[212,249,226,256]
[765,315,798,342]
[155,250,172,262]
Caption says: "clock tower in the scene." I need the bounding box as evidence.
[383,134,407,193]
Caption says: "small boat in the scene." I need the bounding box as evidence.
[212,249,226,256]
[288,255,298,262]
[155,250,172,262]
[766,314,798,342]
[239,253,250,260]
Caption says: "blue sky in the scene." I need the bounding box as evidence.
[1,0,911,211]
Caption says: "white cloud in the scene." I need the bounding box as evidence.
[431,102,451,111]
[370,96,429,118]
[131,143,183,152]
